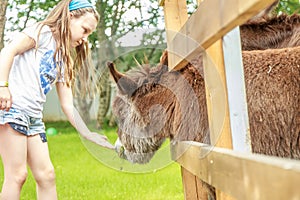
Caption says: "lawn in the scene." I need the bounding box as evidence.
[0,121,184,200]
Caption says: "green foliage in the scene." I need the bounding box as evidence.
[277,0,300,14]
[6,0,59,31]
[94,0,166,66]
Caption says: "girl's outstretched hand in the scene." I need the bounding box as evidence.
[83,131,115,150]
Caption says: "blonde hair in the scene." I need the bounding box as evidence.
[38,0,99,95]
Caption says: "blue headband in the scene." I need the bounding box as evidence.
[69,0,93,11]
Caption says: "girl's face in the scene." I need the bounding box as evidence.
[69,12,97,47]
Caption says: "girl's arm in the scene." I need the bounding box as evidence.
[55,82,114,149]
[0,33,35,110]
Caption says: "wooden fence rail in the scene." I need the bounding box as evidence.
[171,141,300,200]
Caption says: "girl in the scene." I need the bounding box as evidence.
[0,0,113,199]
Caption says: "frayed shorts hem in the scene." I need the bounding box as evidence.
[0,108,46,137]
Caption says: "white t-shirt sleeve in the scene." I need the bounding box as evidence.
[22,24,51,48]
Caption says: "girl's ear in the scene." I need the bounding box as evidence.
[69,12,74,18]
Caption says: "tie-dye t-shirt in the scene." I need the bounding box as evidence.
[8,24,62,118]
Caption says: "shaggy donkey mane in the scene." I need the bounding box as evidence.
[240,14,300,50]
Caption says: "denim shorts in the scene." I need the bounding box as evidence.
[0,107,47,142]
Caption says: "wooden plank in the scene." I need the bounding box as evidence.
[160,2,205,199]
[181,168,208,200]
[204,39,234,200]
[168,0,277,70]
[171,141,300,200]
[197,0,204,4]
[222,27,251,153]
[158,0,165,6]
[161,0,188,42]
[204,40,233,149]
[161,0,188,68]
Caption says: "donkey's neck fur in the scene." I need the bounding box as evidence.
[240,14,300,50]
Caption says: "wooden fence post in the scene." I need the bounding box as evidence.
[159,0,188,68]
[222,27,251,152]
[204,39,235,200]
[159,1,211,199]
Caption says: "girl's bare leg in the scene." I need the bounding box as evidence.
[0,124,28,200]
[27,134,57,200]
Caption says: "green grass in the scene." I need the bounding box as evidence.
[0,121,184,200]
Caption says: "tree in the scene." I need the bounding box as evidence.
[92,0,166,127]
[0,0,8,50]
[277,0,300,14]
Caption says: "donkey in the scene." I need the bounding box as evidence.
[240,14,300,50]
[109,44,300,162]
[109,14,300,163]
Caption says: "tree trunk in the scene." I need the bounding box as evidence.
[96,70,111,128]
[95,0,120,128]
[0,0,8,50]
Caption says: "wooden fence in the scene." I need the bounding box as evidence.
[159,0,300,199]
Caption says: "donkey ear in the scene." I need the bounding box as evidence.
[107,61,138,96]
[159,50,168,66]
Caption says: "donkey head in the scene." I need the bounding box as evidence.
[108,61,172,164]
[108,51,210,164]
